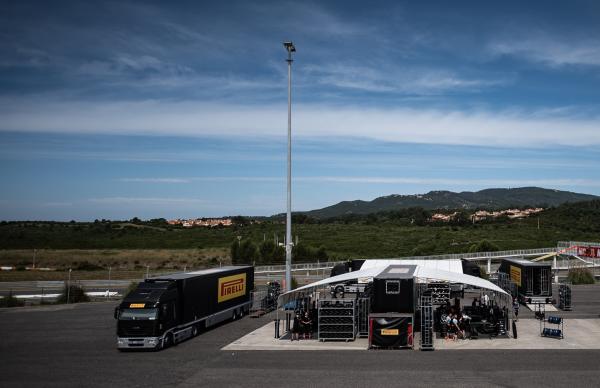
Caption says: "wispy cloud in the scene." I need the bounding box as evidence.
[304,63,509,94]
[489,35,600,67]
[3,100,599,148]
[88,197,207,205]
[119,178,193,183]
[116,176,600,188]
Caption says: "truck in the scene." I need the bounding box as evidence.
[498,258,552,304]
[115,265,254,350]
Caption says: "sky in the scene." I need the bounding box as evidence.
[1,0,600,220]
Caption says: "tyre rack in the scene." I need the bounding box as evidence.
[540,315,564,339]
[318,299,356,341]
[558,284,572,311]
[427,283,451,305]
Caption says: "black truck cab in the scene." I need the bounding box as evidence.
[115,280,179,349]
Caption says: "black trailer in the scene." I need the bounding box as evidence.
[498,258,551,303]
[115,265,253,350]
[371,265,416,314]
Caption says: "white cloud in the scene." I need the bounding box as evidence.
[2,99,598,148]
[489,36,600,67]
[304,63,508,93]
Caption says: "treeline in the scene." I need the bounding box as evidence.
[230,239,329,265]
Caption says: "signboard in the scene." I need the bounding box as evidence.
[510,265,522,287]
[129,303,145,308]
[218,273,246,303]
[381,329,399,336]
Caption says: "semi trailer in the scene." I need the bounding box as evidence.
[499,258,552,304]
[115,265,253,350]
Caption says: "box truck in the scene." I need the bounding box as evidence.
[115,265,253,350]
[499,258,551,303]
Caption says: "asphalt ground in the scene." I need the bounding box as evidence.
[1,286,600,387]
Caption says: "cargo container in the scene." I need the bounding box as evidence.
[115,266,253,350]
[371,265,416,314]
[498,258,551,303]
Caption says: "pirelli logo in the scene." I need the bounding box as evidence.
[510,265,522,287]
[218,273,246,303]
[381,329,399,336]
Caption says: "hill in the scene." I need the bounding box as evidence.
[303,187,598,219]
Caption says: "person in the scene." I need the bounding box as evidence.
[472,298,478,308]
[482,293,489,306]
[302,311,313,339]
[452,315,464,340]
[445,314,457,341]
[291,311,301,341]
[512,298,520,322]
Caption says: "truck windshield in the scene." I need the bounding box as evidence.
[119,308,158,320]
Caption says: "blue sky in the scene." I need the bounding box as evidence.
[1,0,600,220]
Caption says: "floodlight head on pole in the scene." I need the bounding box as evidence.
[283,41,296,53]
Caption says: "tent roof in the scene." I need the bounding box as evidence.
[278,264,507,307]
[360,259,464,273]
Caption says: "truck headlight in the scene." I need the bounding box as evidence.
[148,338,157,345]
[117,338,125,345]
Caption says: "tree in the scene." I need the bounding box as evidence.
[469,240,500,253]
[231,216,249,226]
[231,239,259,265]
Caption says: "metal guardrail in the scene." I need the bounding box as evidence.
[558,241,600,249]
[255,261,342,274]
[255,248,557,273]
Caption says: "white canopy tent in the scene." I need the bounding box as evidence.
[359,259,463,274]
[278,264,507,308]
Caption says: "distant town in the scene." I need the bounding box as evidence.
[167,218,234,227]
[430,207,545,223]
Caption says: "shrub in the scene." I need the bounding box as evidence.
[0,291,25,307]
[56,284,90,304]
[75,261,104,271]
[567,268,595,285]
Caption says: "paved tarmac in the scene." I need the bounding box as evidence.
[1,302,600,387]
[2,283,600,387]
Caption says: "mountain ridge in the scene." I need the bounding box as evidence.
[302,187,599,219]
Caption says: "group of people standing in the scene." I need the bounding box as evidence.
[291,310,314,341]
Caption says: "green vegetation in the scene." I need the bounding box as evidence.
[56,284,90,304]
[567,268,596,285]
[1,200,599,266]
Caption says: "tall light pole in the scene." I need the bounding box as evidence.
[283,41,295,292]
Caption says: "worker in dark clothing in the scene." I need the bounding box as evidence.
[291,311,301,341]
[512,298,520,322]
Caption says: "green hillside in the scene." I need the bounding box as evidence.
[303,187,598,219]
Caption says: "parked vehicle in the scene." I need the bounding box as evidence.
[115,266,254,350]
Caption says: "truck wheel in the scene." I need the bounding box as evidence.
[163,333,173,348]
[232,310,238,320]
[192,325,199,337]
